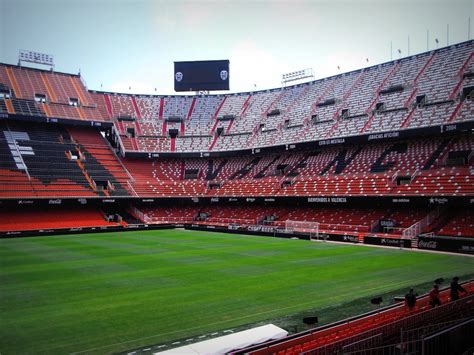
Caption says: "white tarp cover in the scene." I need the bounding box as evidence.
[154,324,288,355]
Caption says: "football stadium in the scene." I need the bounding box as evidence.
[1,1,474,354]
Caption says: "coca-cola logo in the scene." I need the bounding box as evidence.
[418,240,437,249]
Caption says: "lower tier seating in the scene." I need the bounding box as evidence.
[0,206,118,231]
[245,282,474,354]
[436,209,474,237]
[132,205,473,237]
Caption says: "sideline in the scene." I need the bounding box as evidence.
[309,238,474,257]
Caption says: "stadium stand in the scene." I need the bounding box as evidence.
[0,121,131,198]
[116,133,473,198]
[436,209,474,237]
[98,40,470,153]
[0,39,473,355]
[0,64,105,121]
[1,121,471,201]
[0,205,119,231]
[67,125,131,196]
[2,41,471,153]
[0,41,472,250]
[239,282,474,354]
[131,205,202,224]
[131,204,457,242]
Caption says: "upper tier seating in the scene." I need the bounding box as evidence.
[1,41,472,152]
[0,64,104,121]
[108,41,472,152]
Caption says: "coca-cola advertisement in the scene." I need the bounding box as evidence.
[418,236,474,254]
[418,240,438,249]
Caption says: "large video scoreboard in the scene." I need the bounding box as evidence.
[174,60,230,92]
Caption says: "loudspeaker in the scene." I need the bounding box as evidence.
[303,316,318,325]
[371,297,383,305]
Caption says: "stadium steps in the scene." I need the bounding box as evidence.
[104,94,113,117]
[360,63,401,133]
[70,76,88,106]
[208,134,219,151]
[41,71,58,102]
[68,126,131,196]
[449,51,474,100]
[162,120,167,135]
[4,99,15,114]
[186,97,197,120]
[422,138,452,170]
[400,104,418,128]
[414,52,436,85]
[447,99,466,122]
[5,67,21,98]
[304,80,336,126]
[325,70,367,138]
[131,96,142,119]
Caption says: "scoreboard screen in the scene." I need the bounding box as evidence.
[174,60,230,92]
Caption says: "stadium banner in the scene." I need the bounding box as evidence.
[0,224,173,239]
[417,236,474,254]
[364,236,412,248]
[186,225,310,240]
[308,197,348,203]
[186,225,367,244]
[0,195,472,208]
[6,113,113,128]
[0,195,472,207]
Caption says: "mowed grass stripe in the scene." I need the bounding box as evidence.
[0,230,473,354]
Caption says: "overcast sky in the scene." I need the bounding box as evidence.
[0,0,473,95]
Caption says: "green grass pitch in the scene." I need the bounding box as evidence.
[1,229,473,354]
